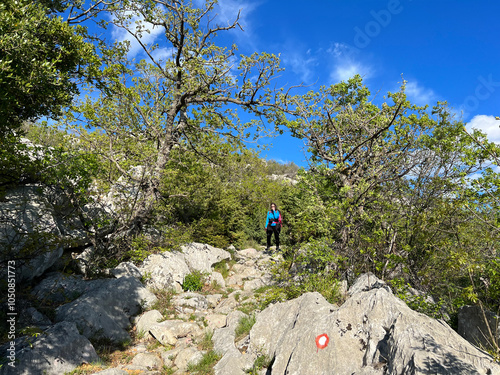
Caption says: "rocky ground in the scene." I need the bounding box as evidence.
[2,243,500,375]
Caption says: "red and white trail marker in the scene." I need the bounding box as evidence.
[315,333,329,352]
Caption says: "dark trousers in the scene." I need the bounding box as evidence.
[266,225,280,249]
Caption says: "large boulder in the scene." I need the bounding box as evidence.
[0,177,92,283]
[32,272,108,304]
[55,276,157,343]
[0,321,99,375]
[139,242,231,291]
[111,261,142,279]
[140,251,191,291]
[181,242,231,274]
[245,273,500,375]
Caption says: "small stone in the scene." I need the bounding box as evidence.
[174,346,204,371]
[131,352,162,369]
[206,294,223,308]
[137,310,164,337]
[205,314,228,330]
[149,320,202,346]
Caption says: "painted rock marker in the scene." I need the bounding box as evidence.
[315,333,329,352]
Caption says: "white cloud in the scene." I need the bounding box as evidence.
[327,42,373,83]
[404,81,436,106]
[328,42,358,58]
[215,0,259,32]
[331,61,372,82]
[467,115,500,144]
[111,12,164,58]
[110,1,258,59]
[151,47,175,62]
[283,49,317,83]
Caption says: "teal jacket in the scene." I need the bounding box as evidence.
[265,210,282,228]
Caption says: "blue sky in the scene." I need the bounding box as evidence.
[107,0,500,167]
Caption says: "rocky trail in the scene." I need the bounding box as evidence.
[2,243,500,375]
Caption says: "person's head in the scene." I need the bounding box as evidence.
[270,202,278,211]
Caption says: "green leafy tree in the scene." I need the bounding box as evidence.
[68,0,286,236]
[275,75,497,293]
[0,0,95,134]
[276,76,437,266]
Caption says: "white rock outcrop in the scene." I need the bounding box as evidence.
[245,273,500,375]
[55,276,157,343]
[139,242,231,291]
[0,321,98,375]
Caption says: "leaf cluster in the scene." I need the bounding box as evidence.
[0,0,94,133]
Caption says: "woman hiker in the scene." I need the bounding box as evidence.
[264,202,282,252]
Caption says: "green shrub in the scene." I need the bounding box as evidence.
[182,271,204,292]
[390,279,446,321]
[213,259,235,279]
[263,241,345,306]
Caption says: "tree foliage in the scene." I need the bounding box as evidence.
[273,75,500,318]
[0,0,94,134]
[68,0,286,234]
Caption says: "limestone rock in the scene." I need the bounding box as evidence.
[149,320,202,346]
[209,271,226,289]
[213,311,254,375]
[214,293,239,314]
[0,185,64,282]
[131,352,162,369]
[213,325,239,358]
[32,272,107,304]
[246,274,500,375]
[205,314,228,331]
[235,248,261,260]
[140,252,190,291]
[102,165,147,214]
[161,347,183,367]
[56,276,157,343]
[207,294,223,309]
[181,242,231,273]
[386,309,497,374]
[19,307,52,329]
[227,310,248,330]
[174,346,204,371]
[347,272,391,296]
[139,243,230,292]
[93,369,129,375]
[173,292,209,313]
[111,261,142,279]
[137,310,164,337]
[226,273,244,287]
[0,321,98,375]
[243,278,266,291]
[215,353,253,375]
